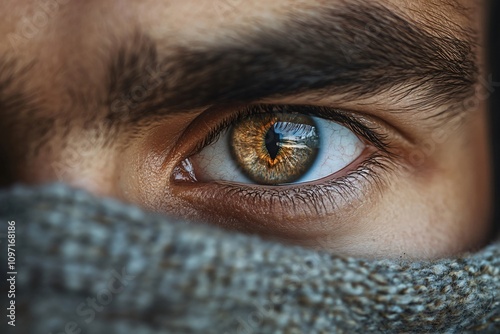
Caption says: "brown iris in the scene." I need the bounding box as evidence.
[230,113,320,185]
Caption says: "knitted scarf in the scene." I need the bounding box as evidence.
[1,184,499,334]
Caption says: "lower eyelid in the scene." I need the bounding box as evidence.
[171,149,393,236]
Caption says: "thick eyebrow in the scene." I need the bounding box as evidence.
[106,3,478,125]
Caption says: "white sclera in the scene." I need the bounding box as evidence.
[191,117,365,184]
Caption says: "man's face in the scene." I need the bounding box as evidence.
[0,0,494,258]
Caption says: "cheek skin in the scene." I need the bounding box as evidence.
[9,128,121,198]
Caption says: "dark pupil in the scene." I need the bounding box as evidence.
[265,124,281,160]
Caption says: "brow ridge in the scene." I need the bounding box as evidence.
[104,3,478,126]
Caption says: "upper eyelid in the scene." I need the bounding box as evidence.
[194,104,393,158]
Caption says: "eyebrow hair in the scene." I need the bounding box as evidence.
[105,3,478,127]
[0,56,55,184]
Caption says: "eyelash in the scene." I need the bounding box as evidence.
[177,104,396,216]
[180,151,393,217]
[192,104,391,157]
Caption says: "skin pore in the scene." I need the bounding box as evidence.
[0,0,493,259]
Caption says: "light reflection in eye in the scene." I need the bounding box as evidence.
[184,112,365,185]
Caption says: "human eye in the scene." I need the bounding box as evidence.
[169,104,394,241]
[177,105,366,185]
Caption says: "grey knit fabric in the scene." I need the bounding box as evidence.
[0,184,499,334]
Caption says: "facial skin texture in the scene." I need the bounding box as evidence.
[0,0,494,259]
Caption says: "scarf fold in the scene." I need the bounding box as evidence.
[1,184,499,334]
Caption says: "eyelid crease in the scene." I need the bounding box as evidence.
[336,107,419,147]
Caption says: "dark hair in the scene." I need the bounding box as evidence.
[489,0,500,235]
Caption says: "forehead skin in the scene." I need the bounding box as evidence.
[0,0,481,59]
[0,0,492,258]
